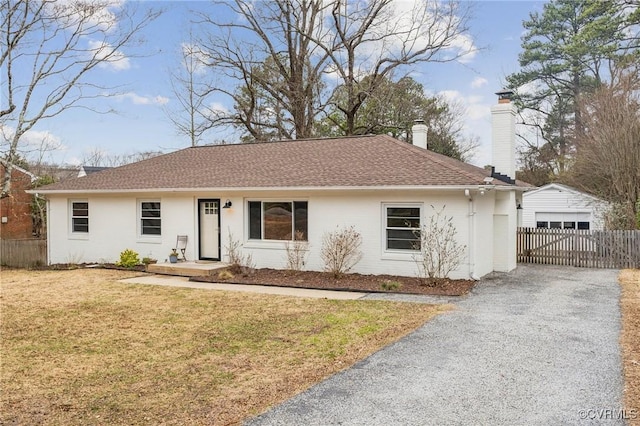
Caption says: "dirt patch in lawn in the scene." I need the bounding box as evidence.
[192,268,475,296]
[620,269,640,425]
[1,268,448,426]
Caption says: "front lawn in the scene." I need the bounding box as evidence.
[1,269,447,425]
[620,269,640,425]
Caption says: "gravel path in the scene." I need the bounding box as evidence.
[246,265,623,426]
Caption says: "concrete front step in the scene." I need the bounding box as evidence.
[147,261,228,277]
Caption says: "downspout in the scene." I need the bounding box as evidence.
[465,189,478,280]
[45,198,51,266]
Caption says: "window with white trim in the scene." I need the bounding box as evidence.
[537,220,590,230]
[385,205,421,251]
[140,201,161,236]
[71,201,89,233]
[248,201,308,241]
[535,212,591,230]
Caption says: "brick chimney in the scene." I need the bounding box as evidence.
[490,90,517,183]
[412,120,428,149]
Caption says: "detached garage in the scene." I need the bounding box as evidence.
[522,183,608,231]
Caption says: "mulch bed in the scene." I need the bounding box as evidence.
[191,268,475,296]
[31,263,148,272]
[34,263,474,296]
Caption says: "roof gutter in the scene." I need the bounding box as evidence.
[28,184,527,196]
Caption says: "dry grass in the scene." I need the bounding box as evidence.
[1,269,448,425]
[620,269,640,425]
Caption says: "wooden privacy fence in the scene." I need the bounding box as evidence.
[517,227,640,269]
[0,239,47,268]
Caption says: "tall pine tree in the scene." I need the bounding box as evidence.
[507,0,636,183]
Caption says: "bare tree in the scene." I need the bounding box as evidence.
[166,36,214,146]
[507,0,639,183]
[0,0,159,198]
[567,66,640,229]
[81,148,163,167]
[319,0,474,135]
[197,0,331,141]
[195,0,473,141]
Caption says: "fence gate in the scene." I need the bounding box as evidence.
[517,227,640,269]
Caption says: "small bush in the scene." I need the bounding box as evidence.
[285,230,309,271]
[142,257,157,265]
[380,280,402,291]
[116,249,141,268]
[225,232,255,275]
[218,270,235,280]
[413,205,466,285]
[320,226,363,278]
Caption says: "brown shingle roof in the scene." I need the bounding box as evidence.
[37,135,518,192]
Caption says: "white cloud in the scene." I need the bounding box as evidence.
[471,77,488,89]
[449,33,478,64]
[0,125,67,163]
[319,0,478,75]
[23,129,65,151]
[49,0,123,33]
[115,92,169,106]
[88,40,131,71]
[207,102,229,114]
[181,42,209,75]
[435,89,494,166]
[438,90,488,120]
[154,96,170,106]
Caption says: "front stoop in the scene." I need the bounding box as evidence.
[147,261,228,277]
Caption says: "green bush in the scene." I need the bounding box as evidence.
[116,249,141,268]
[380,280,402,291]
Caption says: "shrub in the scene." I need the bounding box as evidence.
[218,269,235,280]
[320,226,363,278]
[380,280,402,291]
[225,232,255,275]
[413,205,466,285]
[116,249,141,268]
[284,230,308,271]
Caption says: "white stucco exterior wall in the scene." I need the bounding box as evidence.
[471,191,496,278]
[522,184,607,231]
[492,190,517,272]
[46,188,512,279]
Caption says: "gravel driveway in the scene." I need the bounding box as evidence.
[246,265,623,426]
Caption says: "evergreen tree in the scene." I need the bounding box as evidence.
[507,0,636,182]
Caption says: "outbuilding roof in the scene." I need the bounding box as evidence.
[522,183,603,200]
[36,134,524,193]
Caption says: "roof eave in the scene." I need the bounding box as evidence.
[29,184,521,195]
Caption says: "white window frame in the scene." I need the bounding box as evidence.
[245,199,309,245]
[138,199,162,239]
[69,199,89,239]
[382,203,422,254]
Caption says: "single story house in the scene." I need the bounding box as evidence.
[33,93,528,279]
[522,183,608,231]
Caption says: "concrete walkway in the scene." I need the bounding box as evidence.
[245,265,623,426]
[119,275,368,300]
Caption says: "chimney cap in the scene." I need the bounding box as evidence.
[413,119,425,124]
[495,89,514,102]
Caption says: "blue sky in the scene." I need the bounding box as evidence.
[19,0,546,168]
